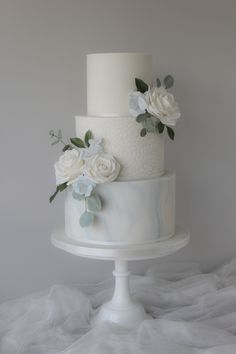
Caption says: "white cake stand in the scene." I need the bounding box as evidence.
[51,226,189,329]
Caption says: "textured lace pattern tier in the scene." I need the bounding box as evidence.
[76,115,164,180]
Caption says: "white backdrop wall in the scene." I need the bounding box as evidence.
[0,0,236,300]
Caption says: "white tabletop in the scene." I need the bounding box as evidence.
[51,225,190,261]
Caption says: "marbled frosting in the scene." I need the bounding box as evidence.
[65,172,175,245]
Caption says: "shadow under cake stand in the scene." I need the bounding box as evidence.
[51,226,189,329]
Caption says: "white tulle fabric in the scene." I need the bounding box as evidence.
[2,259,236,353]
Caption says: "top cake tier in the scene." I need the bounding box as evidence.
[87,53,152,116]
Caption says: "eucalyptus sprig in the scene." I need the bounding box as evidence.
[134,75,176,141]
[70,129,93,149]
[49,182,67,203]
[73,191,102,227]
[49,129,73,152]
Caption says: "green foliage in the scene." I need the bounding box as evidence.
[72,191,85,200]
[49,188,59,203]
[142,117,155,133]
[79,211,94,227]
[157,121,165,134]
[49,182,67,203]
[85,130,93,147]
[164,75,174,89]
[136,114,175,141]
[50,129,63,146]
[51,140,60,146]
[156,78,162,87]
[62,144,72,152]
[58,182,67,192]
[136,113,148,123]
[135,78,148,93]
[49,130,54,137]
[70,137,85,148]
[134,76,177,141]
[58,129,62,139]
[167,126,175,140]
[86,194,102,212]
[140,128,147,137]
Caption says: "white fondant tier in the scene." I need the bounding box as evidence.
[65,172,175,245]
[87,53,152,116]
[76,115,164,180]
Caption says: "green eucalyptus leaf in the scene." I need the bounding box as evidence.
[49,182,67,203]
[164,75,174,89]
[51,139,60,146]
[157,121,165,134]
[79,211,94,227]
[58,129,62,139]
[72,191,85,200]
[49,187,59,203]
[142,117,155,133]
[62,144,72,152]
[58,182,68,192]
[140,128,147,137]
[70,137,85,148]
[85,130,93,147]
[87,194,102,212]
[136,113,148,123]
[156,78,162,87]
[135,78,148,93]
[167,126,175,140]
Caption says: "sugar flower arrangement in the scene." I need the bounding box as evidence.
[49,129,120,227]
[129,75,181,140]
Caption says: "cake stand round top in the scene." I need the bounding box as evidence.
[51,225,189,261]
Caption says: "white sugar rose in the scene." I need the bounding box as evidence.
[129,91,149,117]
[84,153,120,184]
[147,87,181,126]
[54,149,84,185]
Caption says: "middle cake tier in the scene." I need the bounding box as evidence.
[76,115,164,180]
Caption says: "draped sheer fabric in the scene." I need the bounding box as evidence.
[2,259,236,353]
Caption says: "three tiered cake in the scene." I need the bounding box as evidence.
[64,53,177,245]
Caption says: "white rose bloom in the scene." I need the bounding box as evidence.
[54,149,84,186]
[84,153,120,184]
[147,87,181,126]
[129,91,149,117]
[80,138,104,159]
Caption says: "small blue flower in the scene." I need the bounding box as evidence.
[72,176,96,198]
[129,91,149,117]
[80,138,104,159]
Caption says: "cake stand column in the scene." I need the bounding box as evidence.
[92,260,151,329]
[51,227,190,329]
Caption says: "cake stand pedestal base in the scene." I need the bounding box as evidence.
[51,226,189,329]
[92,260,151,329]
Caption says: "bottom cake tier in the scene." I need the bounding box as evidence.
[65,172,175,245]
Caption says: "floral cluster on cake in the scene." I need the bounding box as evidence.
[129,75,181,140]
[49,129,120,227]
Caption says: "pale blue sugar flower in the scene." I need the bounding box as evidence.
[129,91,149,117]
[80,138,104,159]
[73,175,96,198]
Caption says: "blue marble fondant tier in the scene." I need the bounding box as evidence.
[65,173,175,245]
